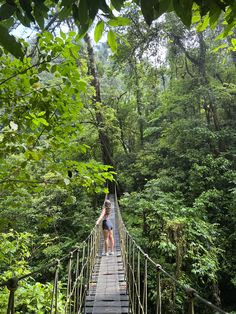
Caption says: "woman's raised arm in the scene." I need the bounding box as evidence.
[96,207,105,225]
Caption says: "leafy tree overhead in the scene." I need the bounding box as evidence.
[1,0,236,58]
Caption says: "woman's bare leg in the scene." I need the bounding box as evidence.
[103,230,109,254]
[108,230,114,253]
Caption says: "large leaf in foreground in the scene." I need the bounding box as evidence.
[0,25,24,59]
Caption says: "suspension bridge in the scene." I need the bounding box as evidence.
[0,190,229,313]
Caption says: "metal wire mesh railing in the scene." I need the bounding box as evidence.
[0,224,101,314]
[115,188,229,314]
[0,189,231,314]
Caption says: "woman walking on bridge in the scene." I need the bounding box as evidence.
[96,199,114,256]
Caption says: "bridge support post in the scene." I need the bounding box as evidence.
[66,252,73,314]
[132,245,135,314]
[187,288,195,314]
[156,265,162,314]
[127,235,132,313]
[74,249,80,314]
[50,260,60,314]
[6,277,18,314]
[143,255,148,314]
[137,250,141,314]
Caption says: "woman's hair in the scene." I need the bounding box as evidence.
[104,199,111,215]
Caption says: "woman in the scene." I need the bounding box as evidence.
[96,199,114,256]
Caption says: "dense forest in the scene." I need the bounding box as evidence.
[0,0,236,313]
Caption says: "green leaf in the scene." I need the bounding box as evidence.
[196,14,210,32]
[108,17,131,27]
[209,6,221,29]
[58,6,71,20]
[0,3,16,21]
[34,2,47,29]
[51,64,57,73]
[60,30,66,39]
[211,43,228,53]
[94,20,104,43]
[107,30,117,52]
[154,0,172,18]
[38,118,49,126]
[78,0,89,25]
[0,16,14,29]
[99,0,113,15]
[38,111,46,117]
[42,89,48,97]
[61,0,73,7]
[215,24,234,41]
[0,25,24,59]
[231,38,236,47]
[192,12,201,24]
[77,23,90,39]
[25,150,43,161]
[111,0,125,11]
[173,0,193,28]
[115,32,131,47]
[141,0,154,26]
[72,3,79,21]
[19,0,34,22]
[88,1,99,20]
[16,8,31,27]
[77,80,87,91]
[65,195,76,204]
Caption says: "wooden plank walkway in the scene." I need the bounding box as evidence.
[85,195,130,314]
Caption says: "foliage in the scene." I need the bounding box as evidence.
[0,231,65,313]
[120,181,222,312]
[0,30,113,197]
[0,26,113,312]
[0,0,236,57]
[1,1,236,312]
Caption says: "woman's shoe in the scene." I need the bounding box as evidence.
[102,252,109,256]
[110,251,114,255]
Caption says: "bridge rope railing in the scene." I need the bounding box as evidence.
[0,217,102,314]
[115,187,229,314]
[0,189,230,314]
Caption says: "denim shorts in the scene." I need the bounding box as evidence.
[102,219,113,231]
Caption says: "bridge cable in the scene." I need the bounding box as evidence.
[114,186,228,314]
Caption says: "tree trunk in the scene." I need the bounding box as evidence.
[84,34,114,168]
[134,59,144,148]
